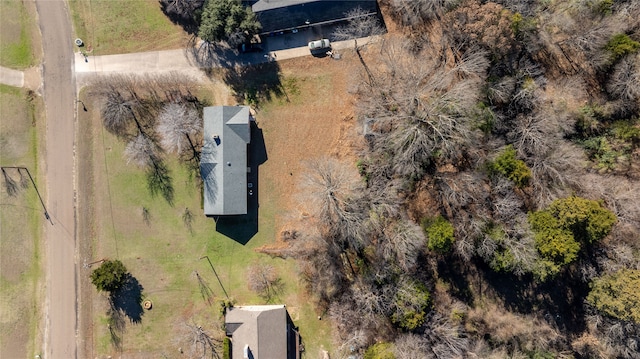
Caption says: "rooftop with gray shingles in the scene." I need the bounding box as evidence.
[225,305,290,359]
[201,106,251,216]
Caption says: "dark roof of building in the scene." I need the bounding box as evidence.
[201,106,251,216]
[225,305,290,359]
[252,0,378,34]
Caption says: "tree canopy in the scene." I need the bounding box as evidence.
[198,0,261,46]
[529,196,616,279]
[587,269,640,323]
[90,260,128,293]
[422,215,455,254]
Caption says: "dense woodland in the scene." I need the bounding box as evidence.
[259,1,640,358]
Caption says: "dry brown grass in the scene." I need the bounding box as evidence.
[0,85,45,358]
[467,303,560,354]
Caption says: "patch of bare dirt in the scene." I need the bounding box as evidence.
[255,52,364,229]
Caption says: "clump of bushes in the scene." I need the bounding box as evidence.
[392,281,432,331]
[422,215,455,254]
[587,269,640,323]
[605,34,640,62]
[529,196,616,280]
[488,145,531,188]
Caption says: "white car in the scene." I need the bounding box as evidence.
[308,39,331,51]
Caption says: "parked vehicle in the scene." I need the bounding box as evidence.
[308,39,330,51]
[238,42,264,53]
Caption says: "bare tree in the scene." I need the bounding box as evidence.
[422,313,470,358]
[332,7,385,83]
[176,322,222,359]
[101,91,139,136]
[381,220,425,272]
[300,157,367,252]
[394,333,432,359]
[124,133,160,168]
[141,206,151,225]
[359,40,487,180]
[607,54,640,102]
[390,0,459,26]
[246,262,281,300]
[1,168,19,197]
[183,207,194,233]
[193,271,214,305]
[157,102,202,160]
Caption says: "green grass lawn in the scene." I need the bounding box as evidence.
[68,0,191,55]
[0,0,36,68]
[84,82,332,356]
[0,84,44,358]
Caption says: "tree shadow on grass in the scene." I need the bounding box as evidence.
[221,61,285,108]
[111,274,145,324]
[147,161,174,206]
[107,299,125,351]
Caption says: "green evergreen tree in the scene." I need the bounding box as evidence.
[422,215,455,254]
[488,145,531,188]
[198,0,261,46]
[528,196,616,280]
[90,260,128,293]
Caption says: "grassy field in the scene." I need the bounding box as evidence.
[79,56,359,356]
[0,0,37,68]
[0,84,45,358]
[68,0,191,55]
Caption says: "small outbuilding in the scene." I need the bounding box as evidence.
[201,106,251,216]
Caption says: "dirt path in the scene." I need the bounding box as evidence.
[35,0,78,358]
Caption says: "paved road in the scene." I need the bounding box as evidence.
[35,0,78,358]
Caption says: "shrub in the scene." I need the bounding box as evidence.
[605,34,640,62]
[575,104,605,138]
[488,145,531,187]
[510,12,536,37]
[529,211,580,265]
[581,136,623,171]
[223,337,231,359]
[587,269,640,323]
[611,119,640,143]
[547,196,616,243]
[592,0,614,15]
[474,102,497,134]
[422,215,455,254]
[528,196,616,280]
[90,260,128,293]
[364,342,396,359]
[392,281,432,331]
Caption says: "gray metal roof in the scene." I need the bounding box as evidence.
[201,106,251,216]
[252,0,378,34]
[225,305,289,359]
